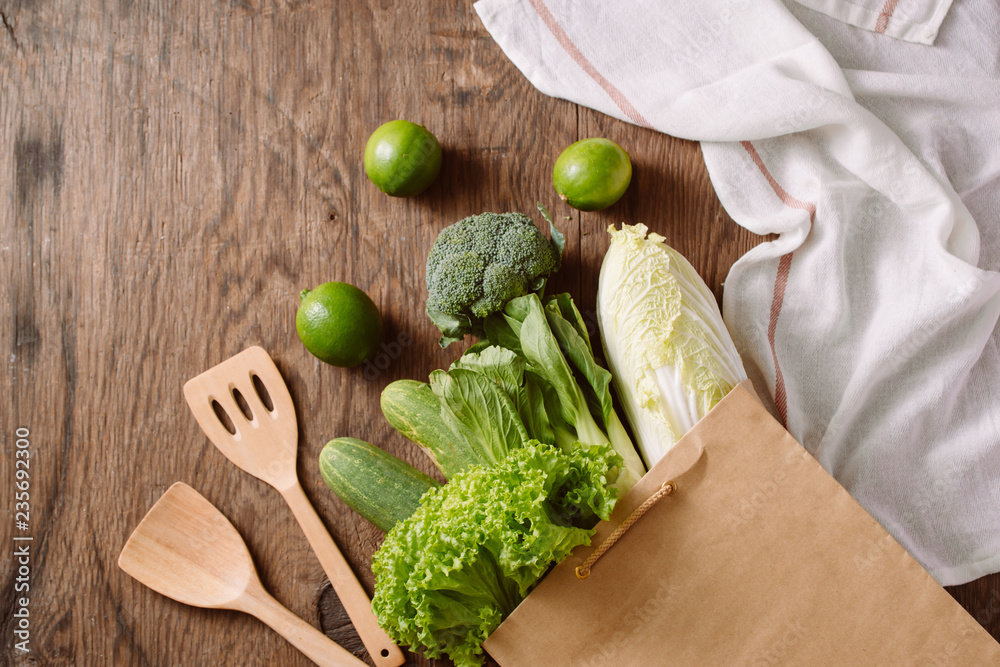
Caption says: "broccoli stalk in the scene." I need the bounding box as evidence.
[425,211,565,347]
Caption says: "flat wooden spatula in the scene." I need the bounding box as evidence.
[182,346,404,667]
[118,482,365,667]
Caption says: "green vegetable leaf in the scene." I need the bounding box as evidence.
[507,295,590,432]
[487,293,646,491]
[427,307,475,348]
[536,202,566,262]
[483,309,524,356]
[544,292,592,354]
[389,291,645,492]
[372,441,620,667]
[450,346,556,444]
[449,345,525,400]
[544,299,613,429]
[519,374,555,445]
[462,339,493,356]
[430,368,529,469]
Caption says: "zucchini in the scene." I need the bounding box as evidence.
[319,437,439,532]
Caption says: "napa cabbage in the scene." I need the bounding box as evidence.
[597,224,748,466]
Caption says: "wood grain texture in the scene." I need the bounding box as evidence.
[117,482,366,667]
[0,1,995,666]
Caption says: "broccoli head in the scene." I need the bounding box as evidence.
[426,211,564,347]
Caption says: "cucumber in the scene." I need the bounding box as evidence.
[381,379,473,478]
[319,437,439,532]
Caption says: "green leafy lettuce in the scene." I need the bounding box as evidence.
[371,440,620,667]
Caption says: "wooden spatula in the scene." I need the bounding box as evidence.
[182,346,404,667]
[118,482,365,667]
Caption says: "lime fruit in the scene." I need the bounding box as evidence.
[296,282,383,367]
[364,120,442,197]
[552,138,632,211]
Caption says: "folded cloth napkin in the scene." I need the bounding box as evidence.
[474,0,1000,586]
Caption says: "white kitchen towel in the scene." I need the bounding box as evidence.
[473,0,1000,586]
[791,0,954,44]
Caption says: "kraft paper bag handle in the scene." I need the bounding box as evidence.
[572,382,759,579]
[574,479,678,581]
[573,422,713,580]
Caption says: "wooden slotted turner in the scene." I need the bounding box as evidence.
[183,346,404,667]
[118,482,365,667]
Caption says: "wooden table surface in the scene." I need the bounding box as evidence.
[2,1,997,665]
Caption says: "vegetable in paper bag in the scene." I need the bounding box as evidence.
[353,440,620,667]
[597,223,748,466]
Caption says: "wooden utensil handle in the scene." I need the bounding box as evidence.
[247,588,367,667]
[282,481,406,667]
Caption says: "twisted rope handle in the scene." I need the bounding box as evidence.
[575,480,677,580]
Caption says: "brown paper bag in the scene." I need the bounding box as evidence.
[484,382,1000,665]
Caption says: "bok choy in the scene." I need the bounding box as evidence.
[597,224,748,466]
[381,292,647,492]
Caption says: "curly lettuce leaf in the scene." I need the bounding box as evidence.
[371,441,620,667]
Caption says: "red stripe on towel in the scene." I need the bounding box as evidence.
[875,0,899,33]
[768,253,794,426]
[527,0,652,128]
[739,141,818,224]
[740,141,817,427]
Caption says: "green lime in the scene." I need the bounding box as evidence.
[552,138,632,211]
[296,282,382,367]
[364,120,442,197]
